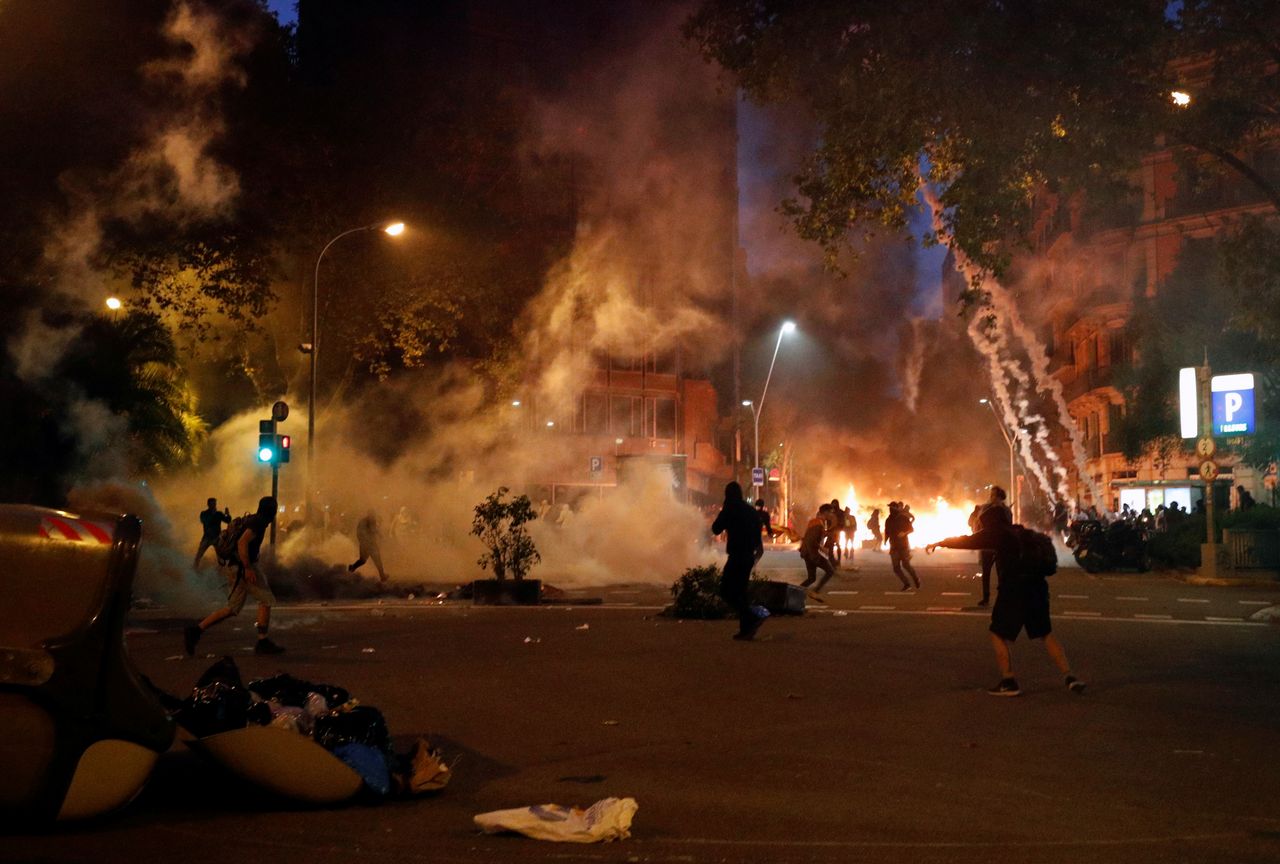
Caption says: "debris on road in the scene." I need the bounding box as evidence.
[602,719,619,726]
[575,624,590,630]
[362,647,376,653]
[474,797,637,842]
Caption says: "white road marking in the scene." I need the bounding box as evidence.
[1206,616,1242,622]
[941,591,971,596]
[827,590,859,595]
[927,606,963,612]
[1061,610,1102,617]
[1239,600,1271,606]
[1115,596,1148,601]
[860,605,896,611]
[1135,613,1173,620]
[1057,594,1089,599]
[607,590,641,594]
[1177,598,1210,604]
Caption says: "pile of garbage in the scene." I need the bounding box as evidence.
[175,657,449,799]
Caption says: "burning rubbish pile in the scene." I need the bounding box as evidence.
[173,657,450,802]
[828,483,976,550]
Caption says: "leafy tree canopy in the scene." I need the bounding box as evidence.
[686,0,1280,274]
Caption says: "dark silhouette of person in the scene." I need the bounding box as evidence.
[885,501,920,590]
[868,508,882,546]
[349,511,387,581]
[972,486,1011,606]
[799,505,836,593]
[712,482,767,640]
[929,512,1085,697]
[193,497,230,569]
[186,496,284,656]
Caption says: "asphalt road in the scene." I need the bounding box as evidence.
[7,550,1280,864]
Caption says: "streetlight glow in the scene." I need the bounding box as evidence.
[384,222,405,236]
[1171,90,1191,107]
[105,297,122,311]
[748,320,798,494]
[742,400,753,407]
[781,320,797,334]
[511,400,521,407]
[979,398,989,404]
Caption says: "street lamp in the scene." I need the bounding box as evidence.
[979,398,1019,522]
[104,297,122,311]
[308,221,406,526]
[746,320,797,497]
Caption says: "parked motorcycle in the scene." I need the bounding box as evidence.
[1068,519,1151,573]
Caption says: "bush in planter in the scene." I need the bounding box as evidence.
[471,487,540,580]
[667,564,772,619]
[1147,517,1203,569]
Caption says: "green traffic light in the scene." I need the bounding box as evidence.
[258,447,275,463]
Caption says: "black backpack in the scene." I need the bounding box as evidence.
[1011,524,1057,579]
[214,514,253,566]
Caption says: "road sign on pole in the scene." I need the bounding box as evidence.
[751,467,765,486]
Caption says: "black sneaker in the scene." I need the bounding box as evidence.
[986,678,1021,697]
[977,598,989,607]
[254,637,285,655]
[1066,675,1087,695]
[734,611,768,641]
[183,624,202,656]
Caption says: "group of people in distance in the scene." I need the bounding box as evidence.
[712,481,1087,698]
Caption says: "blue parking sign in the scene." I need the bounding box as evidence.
[1211,373,1255,435]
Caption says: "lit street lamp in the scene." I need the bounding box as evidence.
[746,320,797,498]
[979,397,1019,522]
[308,221,405,526]
[104,297,122,311]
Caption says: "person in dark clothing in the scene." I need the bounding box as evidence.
[928,513,1085,697]
[826,499,843,565]
[348,511,387,581]
[972,486,1012,606]
[1237,485,1257,510]
[885,501,920,590]
[711,482,767,640]
[755,498,773,544]
[193,497,231,569]
[798,506,836,593]
[868,508,882,547]
[185,496,284,656]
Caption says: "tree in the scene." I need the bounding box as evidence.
[471,487,541,581]
[686,1,1278,276]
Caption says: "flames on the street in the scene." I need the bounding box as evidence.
[835,484,975,550]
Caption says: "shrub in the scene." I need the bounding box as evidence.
[667,565,773,619]
[471,487,540,580]
[1147,518,1202,569]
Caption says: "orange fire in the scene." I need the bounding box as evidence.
[837,484,975,549]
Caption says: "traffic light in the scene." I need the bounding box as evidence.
[258,419,276,463]
[277,434,291,463]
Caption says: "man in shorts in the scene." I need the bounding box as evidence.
[928,511,1085,697]
[185,496,285,656]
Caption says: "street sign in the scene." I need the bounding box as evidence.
[751,467,765,486]
[272,400,290,422]
[768,468,781,482]
[1211,373,1255,435]
[1199,459,1220,481]
[589,456,603,476]
[1196,437,1216,458]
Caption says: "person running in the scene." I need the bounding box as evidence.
[349,510,388,581]
[711,482,768,640]
[799,505,836,594]
[192,498,231,569]
[185,496,284,656]
[868,508,882,547]
[885,501,920,590]
[841,506,858,570]
[927,512,1086,697]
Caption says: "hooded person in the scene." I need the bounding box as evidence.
[711,481,768,640]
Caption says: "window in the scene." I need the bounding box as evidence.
[646,352,677,375]
[610,395,641,436]
[1106,329,1131,367]
[610,353,642,372]
[644,397,676,439]
[582,392,608,434]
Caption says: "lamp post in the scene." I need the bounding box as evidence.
[979,397,1019,522]
[307,221,405,526]
[745,320,797,498]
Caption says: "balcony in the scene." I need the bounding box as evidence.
[1063,366,1115,403]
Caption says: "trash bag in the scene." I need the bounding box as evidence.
[174,656,252,737]
[248,673,348,710]
[312,705,391,754]
[404,738,451,793]
[474,797,638,843]
[333,742,392,797]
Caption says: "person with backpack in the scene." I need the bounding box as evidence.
[927,511,1085,697]
[185,496,285,656]
[711,482,768,640]
[798,504,837,594]
[192,497,230,569]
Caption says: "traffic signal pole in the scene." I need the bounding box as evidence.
[1197,365,1218,579]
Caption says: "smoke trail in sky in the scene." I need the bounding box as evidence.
[920,179,1101,506]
